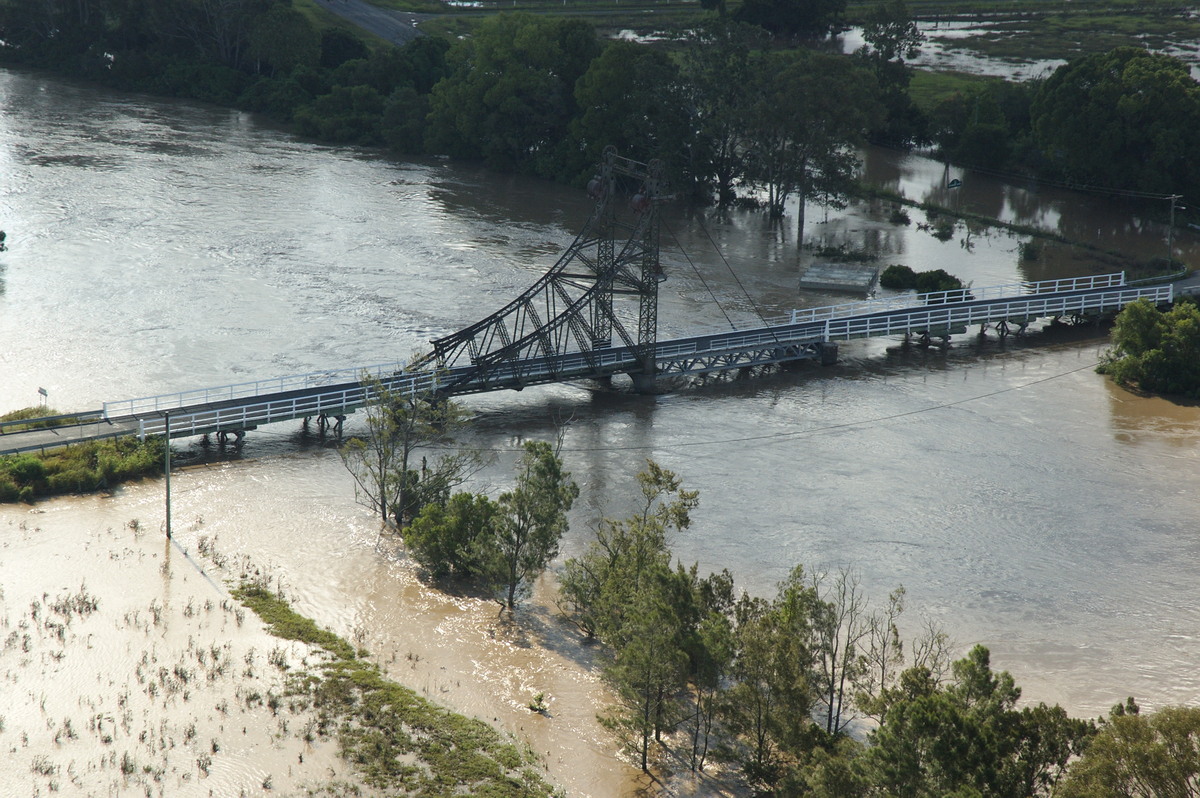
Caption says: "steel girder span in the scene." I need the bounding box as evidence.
[414,148,666,395]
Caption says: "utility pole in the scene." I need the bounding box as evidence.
[164,411,172,539]
[1167,194,1183,267]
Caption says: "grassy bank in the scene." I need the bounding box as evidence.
[0,435,165,503]
[233,584,562,796]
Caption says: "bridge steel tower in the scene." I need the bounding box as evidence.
[416,147,666,394]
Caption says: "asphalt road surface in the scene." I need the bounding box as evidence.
[312,0,430,46]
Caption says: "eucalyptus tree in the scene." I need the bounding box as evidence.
[558,460,699,642]
[810,568,870,736]
[678,19,766,206]
[1058,703,1200,798]
[492,440,579,609]
[743,50,883,244]
[867,646,1092,797]
[337,376,478,527]
[560,462,700,771]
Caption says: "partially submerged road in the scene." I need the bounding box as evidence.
[312,0,430,46]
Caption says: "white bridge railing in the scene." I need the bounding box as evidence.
[822,284,1170,341]
[104,361,410,419]
[132,369,443,438]
[785,272,1128,327]
[103,271,1170,441]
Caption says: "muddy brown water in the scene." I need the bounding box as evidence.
[2,66,1200,795]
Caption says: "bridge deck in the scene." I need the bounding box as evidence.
[0,273,1176,456]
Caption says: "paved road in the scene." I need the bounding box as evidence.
[313,0,430,46]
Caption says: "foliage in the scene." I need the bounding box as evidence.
[1099,297,1200,397]
[404,491,502,580]
[233,585,559,795]
[337,376,477,526]
[880,264,917,289]
[733,0,846,38]
[856,0,928,145]
[424,14,599,175]
[742,49,883,242]
[881,265,969,297]
[402,440,575,609]
[678,19,767,205]
[559,460,698,643]
[1058,702,1200,798]
[559,462,702,772]
[928,79,1035,168]
[0,406,73,430]
[492,440,579,608]
[568,40,691,186]
[0,435,165,503]
[1031,46,1200,196]
[865,645,1093,797]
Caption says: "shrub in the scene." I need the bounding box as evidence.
[0,478,19,502]
[914,268,966,294]
[932,216,956,241]
[880,264,917,289]
[0,436,164,503]
[4,455,46,485]
[47,468,99,494]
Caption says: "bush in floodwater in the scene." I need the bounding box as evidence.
[880,264,917,289]
[880,266,971,301]
[932,216,956,241]
[1100,297,1200,398]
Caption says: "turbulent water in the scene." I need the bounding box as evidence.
[2,64,1200,792]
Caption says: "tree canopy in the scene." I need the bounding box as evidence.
[1099,298,1200,398]
[1032,47,1200,196]
[424,14,599,175]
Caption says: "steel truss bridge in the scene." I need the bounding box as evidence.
[0,149,1179,455]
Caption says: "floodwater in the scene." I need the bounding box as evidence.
[3,66,1200,794]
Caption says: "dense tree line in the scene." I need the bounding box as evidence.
[9,0,1200,211]
[0,1,906,240]
[929,46,1200,202]
[5,1,1200,217]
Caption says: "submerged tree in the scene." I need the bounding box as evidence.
[1099,297,1200,398]
[400,438,574,608]
[338,376,479,527]
[493,440,579,609]
[743,50,883,244]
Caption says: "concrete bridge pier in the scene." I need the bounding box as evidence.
[631,370,658,394]
[819,342,839,366]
